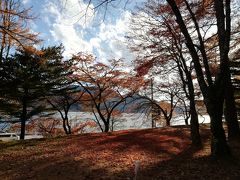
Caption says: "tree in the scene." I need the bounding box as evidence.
[0,0,39,61]
[33,117,62,137]
[47,86,85,135]
[61,0,239,153]
[0,45,72,139]
[163,0,240,157]
[133,75,182,127]
[71,53,143,132]
[128,0,202,146]
[230,48,240,118]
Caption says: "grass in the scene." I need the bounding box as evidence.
[0,125,240,179]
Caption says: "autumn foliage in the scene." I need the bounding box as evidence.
[70,53,145,132]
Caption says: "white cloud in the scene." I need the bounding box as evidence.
[90,11,135,63]
[44,0,94,57]
[42,0,135,63]
[50,24,92,57]
[46,0,94,27]
[22,0,29,4]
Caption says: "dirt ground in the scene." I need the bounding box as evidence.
[0,125,240,180]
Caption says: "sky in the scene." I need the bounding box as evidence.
[22,0,141,64]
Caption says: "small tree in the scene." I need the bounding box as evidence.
[72,53,143,132]
[133,77,181,127]
[47,88,85,135]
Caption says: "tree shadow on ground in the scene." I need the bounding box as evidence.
[132,147,240,180]
[1,126,239,179]
[0,137,47,151]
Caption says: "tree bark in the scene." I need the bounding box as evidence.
[184,118,189,126]
[63,119,70,135]
[189,97,201,147]
[176,52,201,146]
[66,118,72,134]
[187,71,201,146]
[104,122,109,132]
[20,98,27,140]
[206,92,230,157]
[166,119,170,126]
[224,71,240,139]
[184,59,201,146]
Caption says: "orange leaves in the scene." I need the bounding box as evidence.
[120,75,146,93]
[0,0,40,52]
[69,53,146,132]
[22,46,44,56]
[156,0,184,15]
[71,52,137,94]
[72,121,97,134]
[71,52,95,64]
[30,117,62,136]
[209,63,219,75]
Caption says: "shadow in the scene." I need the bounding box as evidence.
[0,138,47,151]
[93,128,191,155]
[128,147,240,180]
[1,126,239,180]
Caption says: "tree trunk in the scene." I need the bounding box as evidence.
[65,117,72,134]
[104,124,109,132]
[63,119,70,135]
[188,74,202,146]
[166,119,170,126]
[206,96,231,157]
[104,120,110,132]
[20,98,27,140]
[210,114,230,157]
[166,0,231,158]
[190,99,202,147]
[224,74,240,139]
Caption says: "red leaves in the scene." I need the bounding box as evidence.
[135,59,154,77]
[2,127,240,179]
[0,127,191,179]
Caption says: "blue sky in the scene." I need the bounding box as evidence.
[22,0,141,63]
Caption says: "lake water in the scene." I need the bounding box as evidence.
[51,112,211,133]
[0,112,211,135]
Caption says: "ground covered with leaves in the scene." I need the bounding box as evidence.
[0,125,240,179]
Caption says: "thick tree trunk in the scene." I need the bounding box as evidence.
[20,98,27,140]
[206,96,231,157]
[210,114,230,157]
[224,75,240,139]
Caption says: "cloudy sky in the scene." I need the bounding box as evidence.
[23,0,141,64]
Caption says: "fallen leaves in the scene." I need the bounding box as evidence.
[0,126,240,179]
